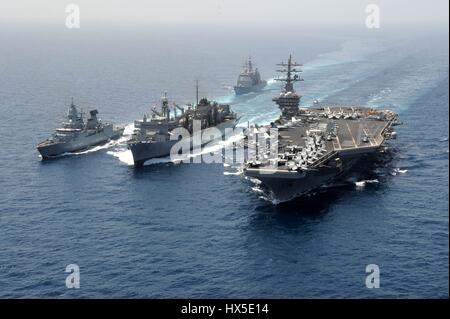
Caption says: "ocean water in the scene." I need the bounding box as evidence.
[0,25,448,298]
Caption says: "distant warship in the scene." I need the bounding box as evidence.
[234,57,267,95]
[243,55,400,202]
[37,99,124,159]
[128,83,239,166]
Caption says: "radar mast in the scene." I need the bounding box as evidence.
[273,54,304,118]
[275,54,303,93]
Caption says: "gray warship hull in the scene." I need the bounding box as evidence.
[38,125,124,159]
[129,118,239,166]
[234,81,267,95]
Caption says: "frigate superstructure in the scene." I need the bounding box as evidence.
[234,57,267,95]
[37,99,124,159]
[243,55,400,202]
[128,84,239,166]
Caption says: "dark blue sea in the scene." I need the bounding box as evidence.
[0,24,448,298]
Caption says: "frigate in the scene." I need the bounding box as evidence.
[243,55,400,202]
[234,57,267,95]
[37,99,124,159]
[128,83,239,167]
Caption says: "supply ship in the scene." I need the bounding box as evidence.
[128,83,239,166]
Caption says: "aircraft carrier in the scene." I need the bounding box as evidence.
[243,55,400,202]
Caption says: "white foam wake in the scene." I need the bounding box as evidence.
[223,170,242,176]
[104,123,138,165]
[355,179,379,188]
[189,132,245,160]
[390,168,408,176]
[266,78,276,85]
[106,149,134,166]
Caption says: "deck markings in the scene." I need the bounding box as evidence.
[345,122,358,148]
[334,134,342,150]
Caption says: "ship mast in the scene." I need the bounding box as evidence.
[275,54,303,93]
[195,79,199,107]
[248,56,253,72]
[273,54,304,118]
[161,92,170,120]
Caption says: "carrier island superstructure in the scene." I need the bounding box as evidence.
[243,55,400,202]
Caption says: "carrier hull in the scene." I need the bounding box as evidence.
[245,151,378,202]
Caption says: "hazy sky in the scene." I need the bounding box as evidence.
[0,0,448,27]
